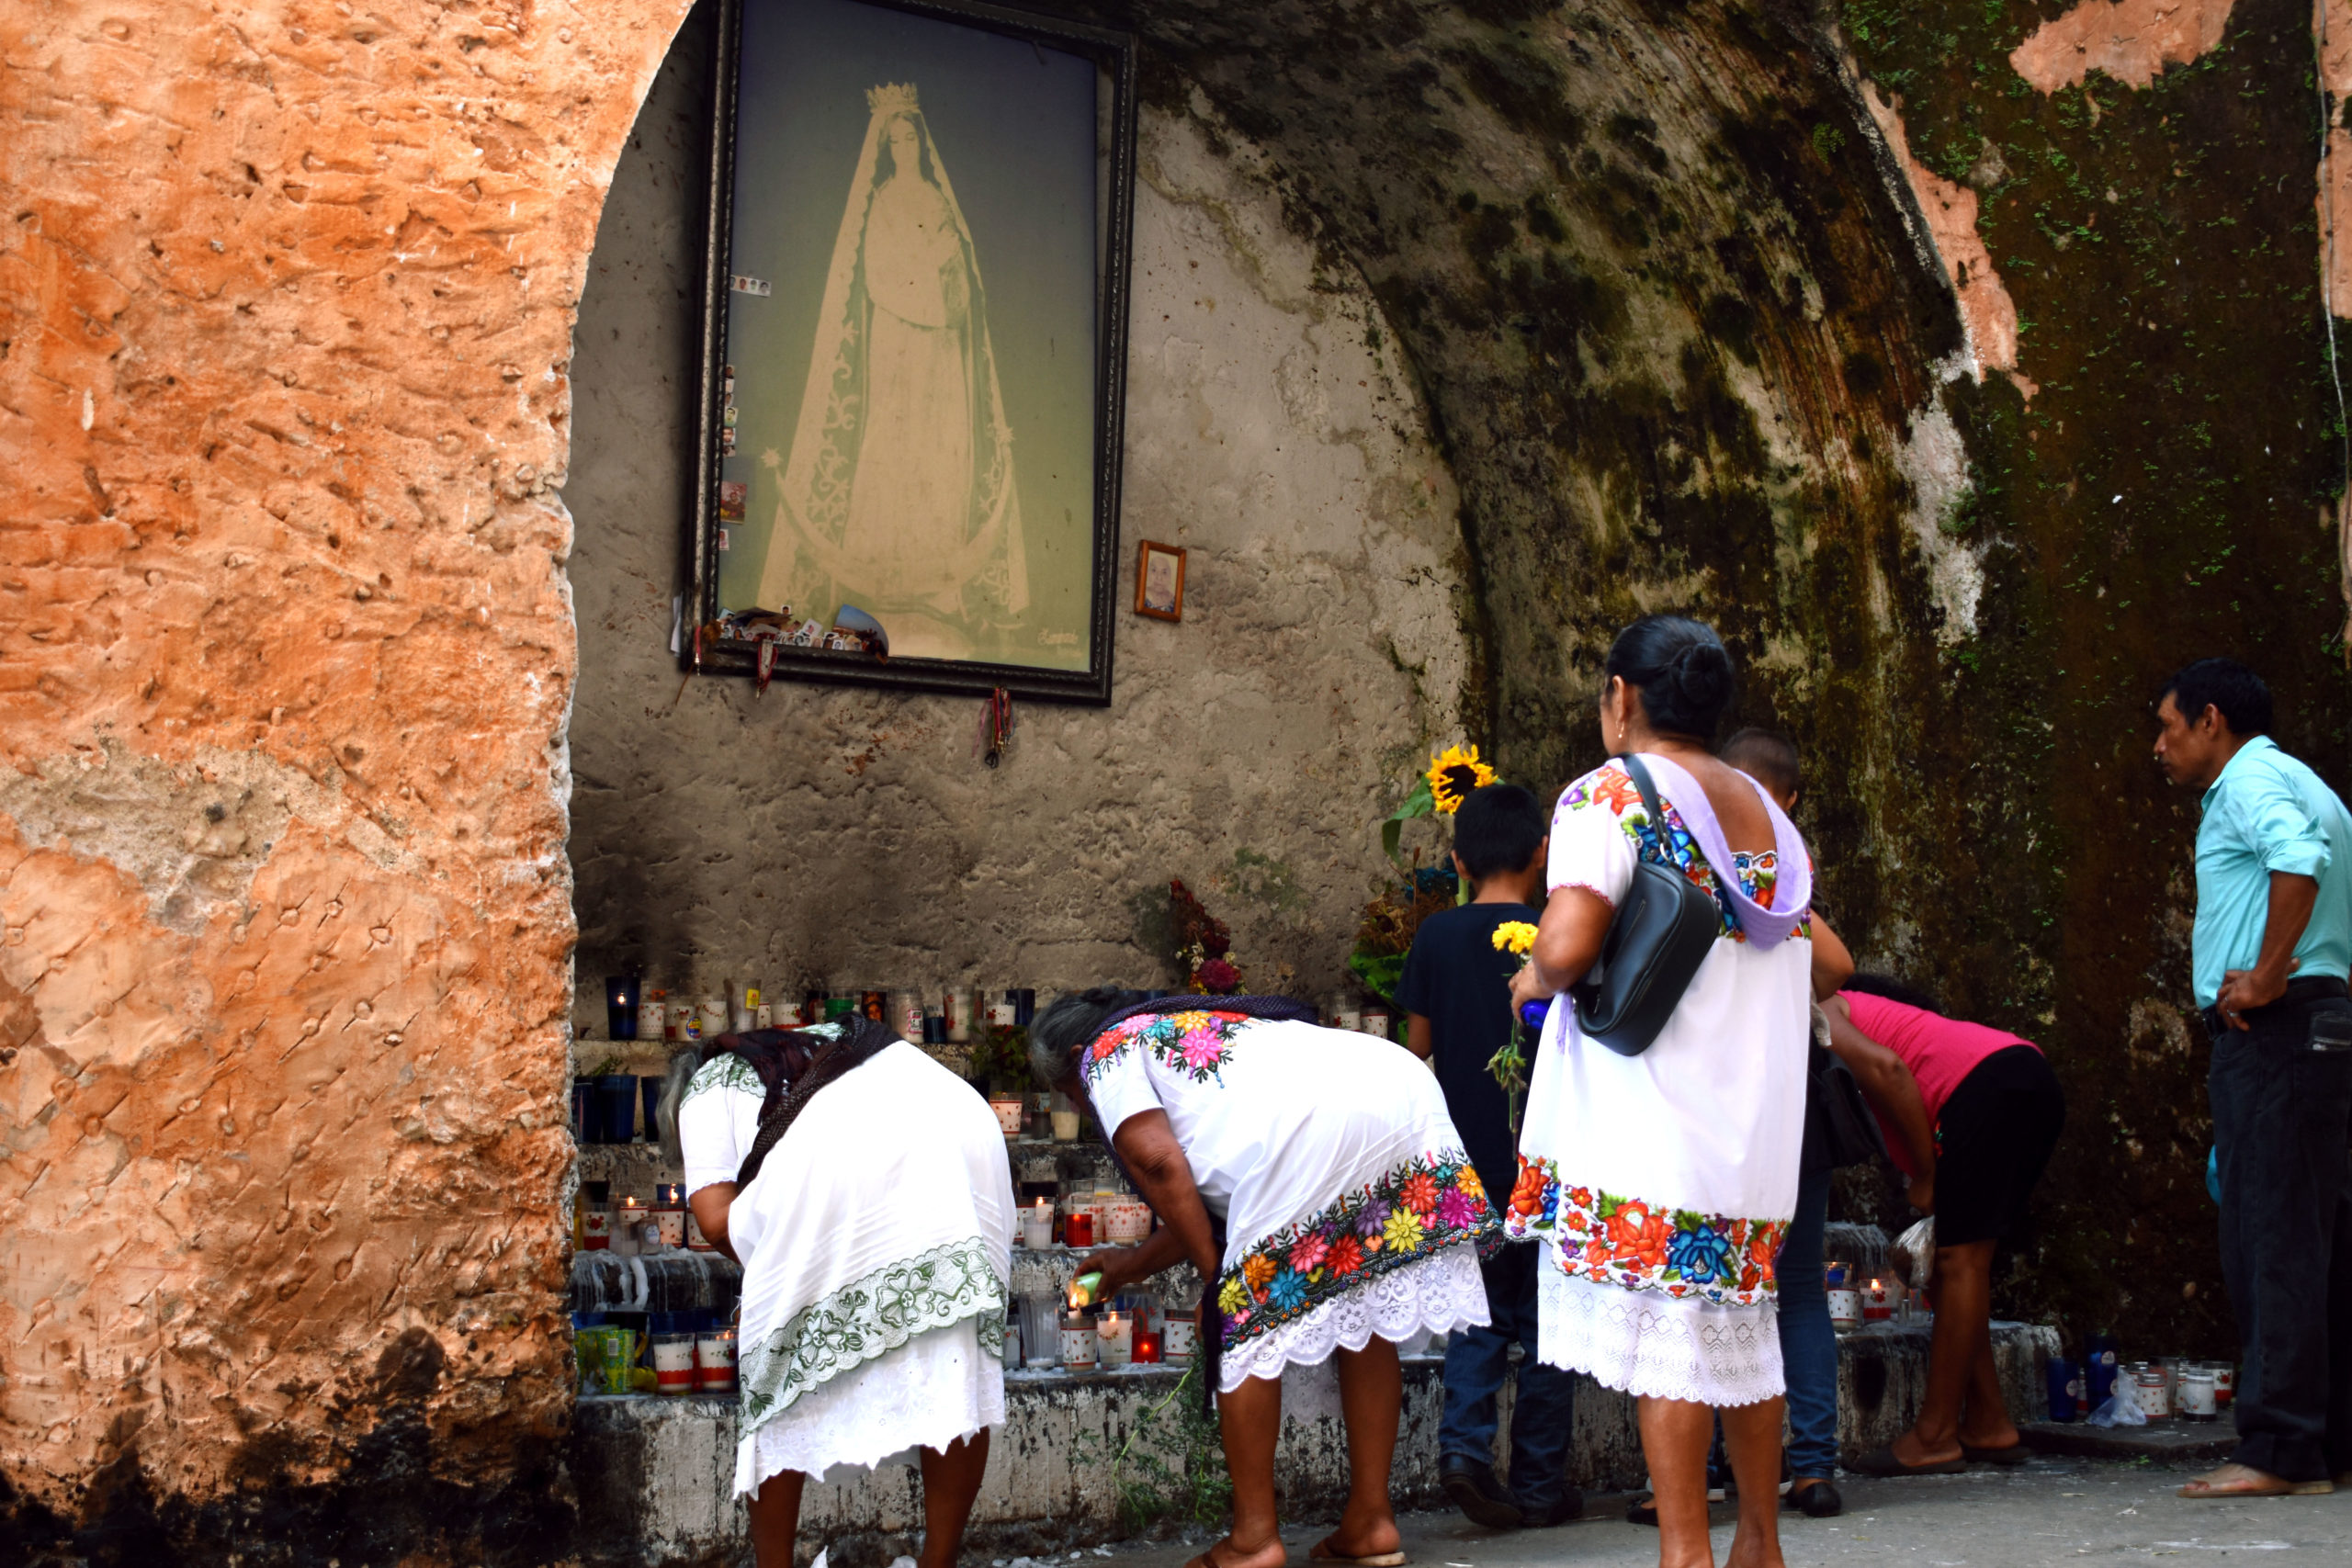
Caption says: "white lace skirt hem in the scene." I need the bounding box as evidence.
[1218,1241,1489,1394]
[735,1315,1003,1495]
[1535,1262,1782,1407]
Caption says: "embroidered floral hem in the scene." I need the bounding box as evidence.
[740,1235,1007,1435]
[1082,1009,1252,1088]
[1217,1153,1499,1350]
[1505,1156,1784,1307]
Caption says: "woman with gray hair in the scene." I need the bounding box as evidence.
[657,1017,1014,1568]
[1030,989,1500,1568]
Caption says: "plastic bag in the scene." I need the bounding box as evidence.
[2086,1379,2147,1427]
[1893,1215,1936,1292]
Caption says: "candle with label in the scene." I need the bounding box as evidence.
[1022,1198,1054,1250]
[1060,1310,1097,1371]
[1165,1316,1196,1364]
[697,1328,738,1392]
[1861,1279,1894,1321]
[651,1332,696,1395]
[1826,1287,1860,1329]
[1098,1310,1132,1368]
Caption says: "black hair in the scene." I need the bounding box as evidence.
[1841,971,1943,1014]
[1719,728,1801,802]
[2159,658,2272,739]
[1604,615,1737,741]
[1453,784,1547,885]
[1028,986,1148,1089]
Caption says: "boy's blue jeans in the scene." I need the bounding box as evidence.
[1777,1162,1838,1479]
[1440,1241,1576,1507]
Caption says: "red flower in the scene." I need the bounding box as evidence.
[1510,1162,1550,1217]
[1399,1172,1440,1215]
[1566,1186,1594,1210]
[1196,957,1240,994]
[1327,1235,1364,1276]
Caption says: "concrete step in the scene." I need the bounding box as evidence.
[571,1317,2056,1568]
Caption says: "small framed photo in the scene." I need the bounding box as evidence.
[1135,540,1185,621]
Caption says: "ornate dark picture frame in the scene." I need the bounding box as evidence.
[687,0,1137,703]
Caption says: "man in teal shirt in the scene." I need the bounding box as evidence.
[2154,658,2352,1497]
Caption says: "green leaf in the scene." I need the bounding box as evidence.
[1349,949,1407,1004]
[1381,778,1436,865]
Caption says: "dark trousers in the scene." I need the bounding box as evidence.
[2209,991,2352,1482]
[1441,1242,1576,1506]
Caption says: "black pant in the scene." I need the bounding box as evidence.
[2209,990,2352,1482]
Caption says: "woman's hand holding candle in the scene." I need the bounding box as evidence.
[1073,1227,1185,1300]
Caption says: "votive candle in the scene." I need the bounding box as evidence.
[1098,1310,1132,1368]
[1022,1198,1054,1250]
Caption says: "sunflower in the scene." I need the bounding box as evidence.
[1426,744,1496,815]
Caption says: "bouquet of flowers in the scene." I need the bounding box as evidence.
[1348,745,1499,1003]
[1488,919,1539,1130]
[1170,878,1242,995]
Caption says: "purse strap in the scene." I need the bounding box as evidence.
[1616,752,1716,886]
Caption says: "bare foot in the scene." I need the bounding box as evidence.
[1957,1417,2021,1450]
[1723,1527,1788,1568]
[2177,1462,2331,1498]
[1891,1429,1963,1469]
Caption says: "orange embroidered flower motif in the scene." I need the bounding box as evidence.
[1566,1186,1593,1210]
[1454,1165,1486,1203]
[1399,1172,1440,1215]
[1243,1254,1277,1295]
[1510,1161,1550,1217]
[1590,768,1642,814]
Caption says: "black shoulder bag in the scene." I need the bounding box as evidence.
[1568,754,1724,1057]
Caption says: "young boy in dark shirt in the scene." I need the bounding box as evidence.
[1399,784,1580,1530]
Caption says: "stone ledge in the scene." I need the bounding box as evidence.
[2019,1414,2237,1464]
[571,1320,2054,1567]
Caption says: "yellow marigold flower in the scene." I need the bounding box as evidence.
[1426,744,1496,816]
[1382,1206,1426,1252]
[1490,920,1539,957]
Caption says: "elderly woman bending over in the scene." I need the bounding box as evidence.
[662,1017,1015,1568]
[1031,990,1501,1568]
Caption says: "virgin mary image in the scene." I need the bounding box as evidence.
[757,82,1028,661]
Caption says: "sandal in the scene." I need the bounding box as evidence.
[1187,1541,1284,1568]
[1847,1444,1965,1478]
[1308,1540,1407,1567]
[1961,1441,2030,1467]
[2177,1463,2335,1499]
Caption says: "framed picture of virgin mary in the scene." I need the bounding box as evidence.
[688,0,1136,703]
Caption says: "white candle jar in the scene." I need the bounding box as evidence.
[1826,1288,1860,1329]
[1107,1200,1152,1245]
[1060,1312,1097,1371]
[1164,1317,1196,1363]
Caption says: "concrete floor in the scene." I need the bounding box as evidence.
[1093,1457,2352,1567]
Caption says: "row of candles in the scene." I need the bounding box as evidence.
[575,1312,739,1397]
[1010,1290,1197,1372]
[1825,1266,1924,1330]
[597,977,1038,1044]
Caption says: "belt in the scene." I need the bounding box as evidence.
[2202,975,2350,1037]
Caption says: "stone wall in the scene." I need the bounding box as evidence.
[563,10,1474,1041]
[0,0,694,1553]
[2,0,2333,1558]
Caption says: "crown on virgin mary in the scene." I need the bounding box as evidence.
[866,83,920,115]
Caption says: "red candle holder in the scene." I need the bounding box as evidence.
[1066,1213,1093,1249]
[1133,1330,1162,1364]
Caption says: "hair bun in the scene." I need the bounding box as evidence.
[1668,639,1734,705]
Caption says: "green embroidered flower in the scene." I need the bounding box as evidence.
[739,1235,1007,1433]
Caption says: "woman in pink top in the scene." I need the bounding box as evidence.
[1826,975,2064,1480]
